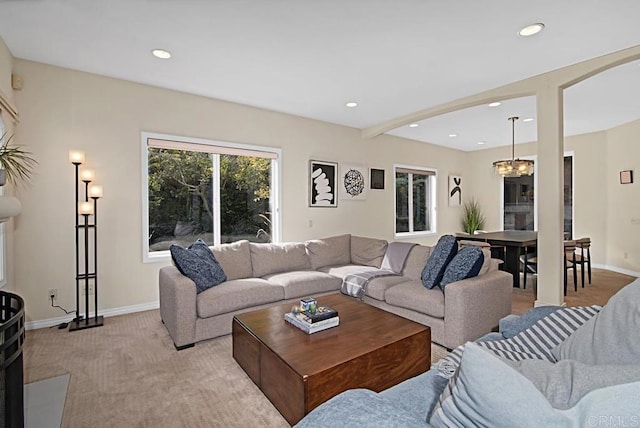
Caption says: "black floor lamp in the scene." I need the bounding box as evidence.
[68,150,104,331]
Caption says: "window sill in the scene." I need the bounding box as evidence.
[394,231,437,239]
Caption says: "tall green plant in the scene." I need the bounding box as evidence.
[0,132,38,185]
[462,199,486,235]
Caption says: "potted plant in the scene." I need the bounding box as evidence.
[462,198,486,235]
[0,132,38,186]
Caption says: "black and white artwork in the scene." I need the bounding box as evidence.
[370,168,385,189]
[309,160,337,207]
[449,175,462,206]
[340,164,367,200]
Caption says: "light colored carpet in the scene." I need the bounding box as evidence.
[23,309,448,427]
[24,373,69,428]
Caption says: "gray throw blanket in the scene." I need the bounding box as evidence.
[341,242,417,299]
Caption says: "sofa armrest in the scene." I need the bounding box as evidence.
[159,265,197,349]
[443,270,512,349]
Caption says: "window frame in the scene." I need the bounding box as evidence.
[393,164,438,238]
[499,151,574,237]
[141,132,282,263]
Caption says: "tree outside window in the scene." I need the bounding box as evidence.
[145,137,277,255]
[395,166,436,236]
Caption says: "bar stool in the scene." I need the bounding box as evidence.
[573,237,592,288]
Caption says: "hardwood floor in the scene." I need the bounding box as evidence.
[511,268,637,315]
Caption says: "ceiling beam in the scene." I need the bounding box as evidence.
[363,44,640,140]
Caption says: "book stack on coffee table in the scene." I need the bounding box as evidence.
[284,306,339,334]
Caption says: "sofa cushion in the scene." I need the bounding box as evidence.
[365,276,410,301]
[316,264,378,279]
[170,239,227,294]
[384,280,445,319]
[211,240,252,280]
[196,278,284,318]
[552,277,640,365]
[401,245,431,281]
[296,389,427,428]
[421,235,458,289]
[264,271,342,299]
[503,357,640,410]
[350,236,388,268]
[430,343,640,428]
[249,242,311,277]
[439,246,484,290]
[305,234,351,269]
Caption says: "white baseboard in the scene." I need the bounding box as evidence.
[26,301,159,330]
[592,263,640,278]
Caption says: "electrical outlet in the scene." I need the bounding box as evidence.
[48,288,57,300]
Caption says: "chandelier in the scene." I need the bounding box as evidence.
[493,116,534,177]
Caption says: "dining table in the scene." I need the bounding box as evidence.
[455,230,538,288]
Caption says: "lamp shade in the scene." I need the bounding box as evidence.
[88,184,103,198]
[80,169,95,182]
[0,196,21,222]
[78,201,94,215]
[69,150,85,164]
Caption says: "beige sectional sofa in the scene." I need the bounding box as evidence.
[159,234,512,350]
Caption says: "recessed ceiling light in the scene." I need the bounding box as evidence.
[152,49,172,59]
[518,23,545,37]
[488,102,501,107]
[477,141,486,145]
[523,117,535,122]
[409,123,419,128]
[448,133,457,138]
[345,102,358,108]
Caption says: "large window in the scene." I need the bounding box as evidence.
[502,154,573,238]
[394,165,437,236]
[142,133,280,261]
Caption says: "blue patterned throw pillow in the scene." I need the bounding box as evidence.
[421,235,458,289]
[439,246,484,290]
[170,239,227,293]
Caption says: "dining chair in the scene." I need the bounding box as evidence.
[519,240,578,295]
[564,240,578,294]
[519,247,537,290]
[572,237,592,288]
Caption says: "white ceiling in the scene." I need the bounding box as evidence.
[0,0,639,151]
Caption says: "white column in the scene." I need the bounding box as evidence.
[535,84,565,307]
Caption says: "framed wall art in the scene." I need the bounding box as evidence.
[340,164,368,200]
[309,160,338,207]
[449,175,462,206]
[620,170,633,184]
[370,168,385,189]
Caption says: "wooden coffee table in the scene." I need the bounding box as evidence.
[232,293,431,425]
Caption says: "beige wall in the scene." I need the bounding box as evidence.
[605,119,640,271]
[8,55,639,324]
[0,37,12,99]
[12,59,468,323]
[0,37,17,293]
[467,122,639,274]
